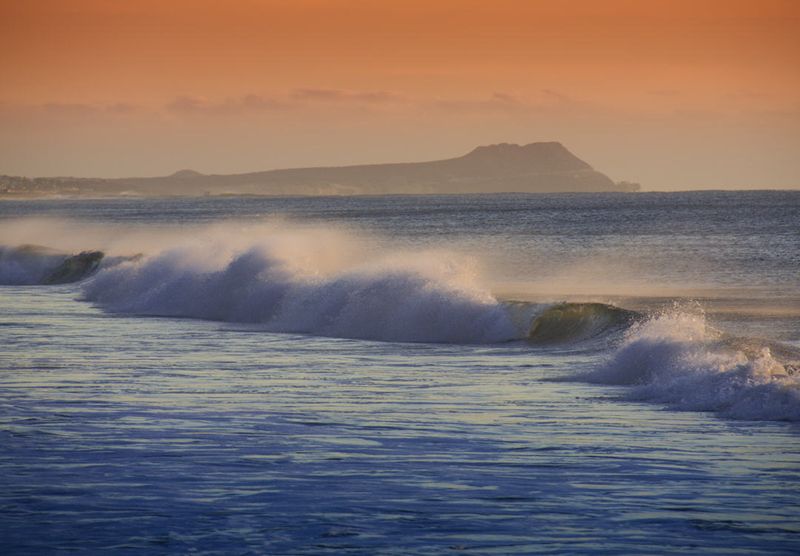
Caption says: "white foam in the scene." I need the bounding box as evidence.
[82,225,518,344]
[584,310,800,421]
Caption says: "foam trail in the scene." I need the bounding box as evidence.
[582,310,800,421]
[83,229,519,344]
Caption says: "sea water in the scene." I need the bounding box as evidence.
[1,192,798,554]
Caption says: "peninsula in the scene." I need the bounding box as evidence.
[0,142,639,197]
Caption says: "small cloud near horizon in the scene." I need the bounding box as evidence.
[164,94,289,116]
[647,90,681,97]
[0,101,144,123]
[427,92,524,113]
[290,88,403,103]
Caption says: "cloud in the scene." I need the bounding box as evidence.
[163,89,403,116]
[425,90,592,115]
[35,102,142,117]
[164,94,288,116]
[162,89,405,118]
[0,102,144,126]
[724,90,770,101]
[428,92,524,113]
[1,89,583,124]
[106,102,139,114]
[648,89,680,97]
[164,95,207,113]
[540,89,574,103]
[42,103,99,117]
[290,88,403,103]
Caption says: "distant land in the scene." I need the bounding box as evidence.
[0,142,640,197]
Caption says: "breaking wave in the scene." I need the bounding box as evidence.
[527,302,639,345]
[82,241,519,344]
[3,222,799,422]
[0,245,107,285]
[0,222,638,345]
[1,238,642,346]
[580,310,800,421]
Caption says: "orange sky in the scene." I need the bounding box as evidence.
[1,0,798,188]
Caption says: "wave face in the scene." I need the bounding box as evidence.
[527,302,638,345]
[582,311,800,421]
[83,239,519,344]
[42,250,105,284]
[0,245,105,285]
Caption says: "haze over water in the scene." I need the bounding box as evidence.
[1,191,799,554]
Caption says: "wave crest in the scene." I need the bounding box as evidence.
[0,245,105,285]
[527,302,638,344]
[83,242,519,344]
[583,311,800,421]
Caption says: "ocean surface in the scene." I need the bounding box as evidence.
[1,191,799,554]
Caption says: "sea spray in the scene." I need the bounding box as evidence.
[583,309,800,421]
[82,230,519,344]
[0,245,67,284]
[0,245,106,285]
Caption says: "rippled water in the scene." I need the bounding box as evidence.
[1,192,799,554]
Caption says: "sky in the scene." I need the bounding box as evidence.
[1,0,798,189]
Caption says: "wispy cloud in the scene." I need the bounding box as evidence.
[540,89,574,103]
[162,90,403,116]
[0,101,144,125]
[290,88,403,103]
[422,90,591,115]
[164,94,288,116]
[37,102,143,117]
[647,89,680,97]
[428,92,524,113]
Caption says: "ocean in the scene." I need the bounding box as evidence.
[1,191,799,554]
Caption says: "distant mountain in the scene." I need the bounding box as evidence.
[169,169,204,179]
[0,142,639,197]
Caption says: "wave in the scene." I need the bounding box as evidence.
[82,243,520,344]
[0,245,106,285]
[527,302,639,345]
[2,239,641,347]
[579,310,800,421]
[4,229,799,422]
[74,230,650,345]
